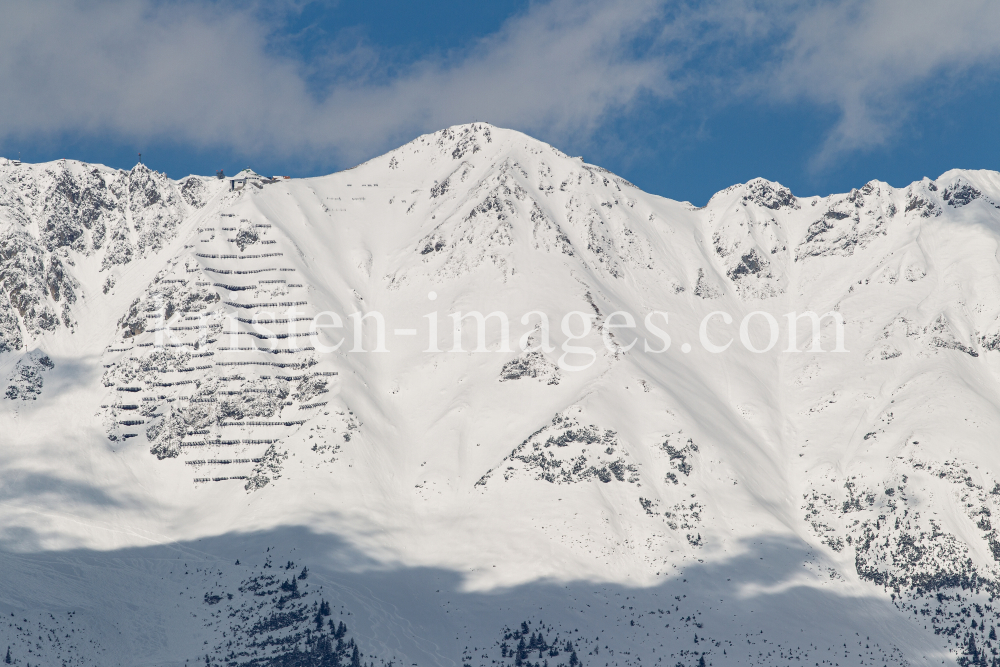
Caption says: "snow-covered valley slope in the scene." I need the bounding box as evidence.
[3,124,1000,666]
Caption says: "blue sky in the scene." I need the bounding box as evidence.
[1,0,999,205]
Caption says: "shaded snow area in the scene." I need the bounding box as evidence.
[2,125,1000,665]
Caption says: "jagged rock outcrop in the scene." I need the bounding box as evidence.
[0,160,200,351]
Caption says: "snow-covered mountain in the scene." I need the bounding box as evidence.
[3,124,1000,666]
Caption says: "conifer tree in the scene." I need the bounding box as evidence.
[965,633,981,667]
[515,638,527,667]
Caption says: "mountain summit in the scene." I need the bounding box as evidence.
[2,124,1000,665]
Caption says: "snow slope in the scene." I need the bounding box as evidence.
[3,124,1000,666]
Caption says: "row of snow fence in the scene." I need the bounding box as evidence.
[223,301,309,309]
[195,252,283,259]
[185,458,260,465]
[218,420,307,427]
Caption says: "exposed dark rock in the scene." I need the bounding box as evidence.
[4,352,54,401]
[741,180,797,210]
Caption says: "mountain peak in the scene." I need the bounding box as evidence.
[4,128,1000,666]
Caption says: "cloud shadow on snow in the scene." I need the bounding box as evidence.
[0,524,945,665]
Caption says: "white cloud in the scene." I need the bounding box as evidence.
[0,0,676,166]
[0,2,309,146]
[762,0,1000,164]
[1,0,999,169]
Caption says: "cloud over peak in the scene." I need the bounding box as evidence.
[2,0,999,171]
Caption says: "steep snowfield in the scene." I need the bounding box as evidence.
[3,124,1000,665]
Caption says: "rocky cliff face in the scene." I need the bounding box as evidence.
[0,159,210,351]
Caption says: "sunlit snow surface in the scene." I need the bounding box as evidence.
[3,124,1000,665]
